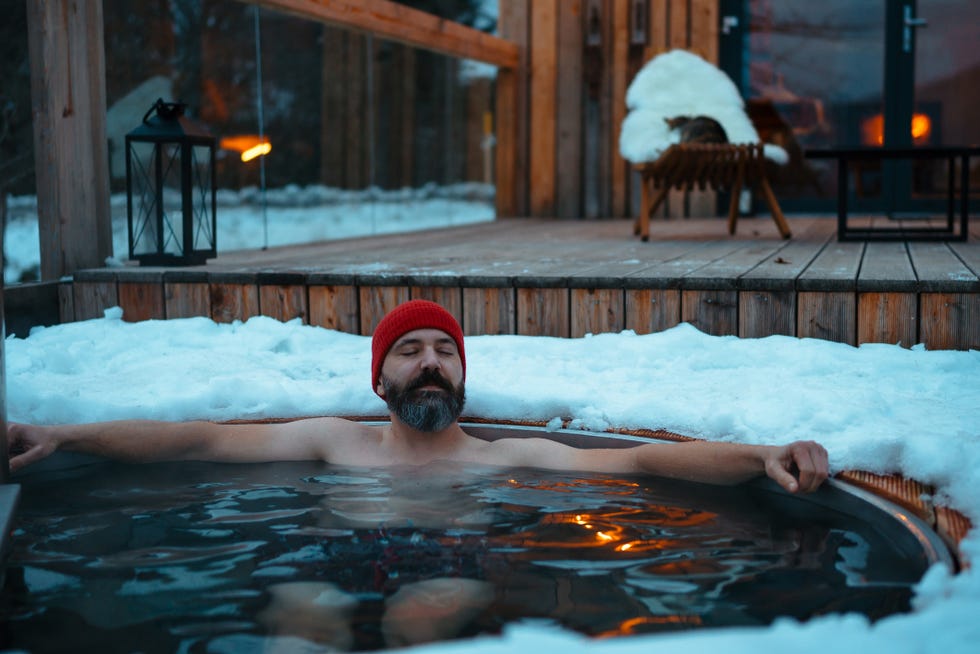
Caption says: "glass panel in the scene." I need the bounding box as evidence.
[104,0,496,255]
[4,0,498,282]
[1,1,38,283]
[912,0,980,196]
[745,0,886,205]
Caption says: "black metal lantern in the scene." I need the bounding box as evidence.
[125,99,217,266]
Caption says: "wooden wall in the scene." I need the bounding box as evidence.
[59,270,980,351]
[499,0,721,219]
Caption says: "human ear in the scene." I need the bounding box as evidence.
[376,381,386,397]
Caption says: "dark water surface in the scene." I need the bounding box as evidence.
[0,460,921,652]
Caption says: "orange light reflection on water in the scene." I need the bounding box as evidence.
[496,482,718,553]
[595,615,703,638]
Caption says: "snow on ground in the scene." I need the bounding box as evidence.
[4,309,980,653]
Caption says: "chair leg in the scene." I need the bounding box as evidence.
[757,174,792,239]
[641,186,671,241]
[635,174,649,236]
[727,161,746,235]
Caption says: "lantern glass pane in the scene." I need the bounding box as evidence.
[191,144,215,252]
[128,140,184,258]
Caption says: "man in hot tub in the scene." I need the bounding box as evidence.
[9,298,828,490]
[7,299,829,648]
[8,300,828,493]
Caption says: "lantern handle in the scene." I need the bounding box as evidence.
[143,98,185,124]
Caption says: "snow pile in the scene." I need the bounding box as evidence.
[619,49,788,164]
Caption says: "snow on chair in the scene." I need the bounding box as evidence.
[620,50,792,240]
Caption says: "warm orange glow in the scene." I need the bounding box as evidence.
[595,615,703,638]
[241,142,272,162]
[860,112,932,146]
[911,113,932,141]
[219,134,272,162]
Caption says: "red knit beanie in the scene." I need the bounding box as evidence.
[371,300,465,392]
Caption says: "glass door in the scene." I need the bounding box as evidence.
[890,0,980,215]
[721,0,979,214]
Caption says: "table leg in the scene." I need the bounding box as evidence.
[837,156,850,240]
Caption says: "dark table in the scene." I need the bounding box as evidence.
[805,145,977,241]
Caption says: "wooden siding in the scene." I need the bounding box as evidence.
[58,218,980,350]
[503,0,725,218]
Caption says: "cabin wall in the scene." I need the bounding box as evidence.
[499,0,721,218]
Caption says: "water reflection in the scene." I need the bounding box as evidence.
[2,460,919,651]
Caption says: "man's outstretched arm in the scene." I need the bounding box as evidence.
[486,437,830,493]
[6,418,356,473]
[632,439,829,493]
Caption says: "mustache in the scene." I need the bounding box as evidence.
[407,369,455,393]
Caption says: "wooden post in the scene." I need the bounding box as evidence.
[27,0,112,280]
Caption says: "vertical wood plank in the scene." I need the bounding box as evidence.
[738,290,795,338]
[570,288,624,336]
[646,0,669,60]
[164,283,211,319]
[643,0,669,221]
[797,291,856,345]
[346,32,367,188]
[117,282,165,322]
[320,24,345,187]
[681,289,737,336]
[462,287,516,335]
[689,0,719,62]
[464,80,491,184]
[494,69,518,217]
[72,281,118,321]
[665,0,691,218]
[517,288,569,336]
[610,0,631,218]
[259,285,308,323]
[919,293,980,350]
[529,0,558,216]
[359,286,410,335]
[857,292,917,347]
[687,0,719,226]
[398,46,417,188]
[669,0,690,48]
[210,283,260,324]
[27,0,112,280]
[410,286,464,324]
[497,0,529,217]
[308,285,360,333]
[58,281,75,323]
[625,288,681,334]
[556,0,584,219]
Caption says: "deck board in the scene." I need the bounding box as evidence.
[56,216,979,349]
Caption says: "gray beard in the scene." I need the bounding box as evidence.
[382,378,465,432]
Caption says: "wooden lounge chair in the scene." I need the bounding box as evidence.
[634,142,792,241]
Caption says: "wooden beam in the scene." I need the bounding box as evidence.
[27,0,112,280]
[245,0,519,68]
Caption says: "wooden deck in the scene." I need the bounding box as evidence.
[59,216,980,350]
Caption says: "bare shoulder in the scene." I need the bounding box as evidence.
[467,435,632,473]
[282,416,385,465]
